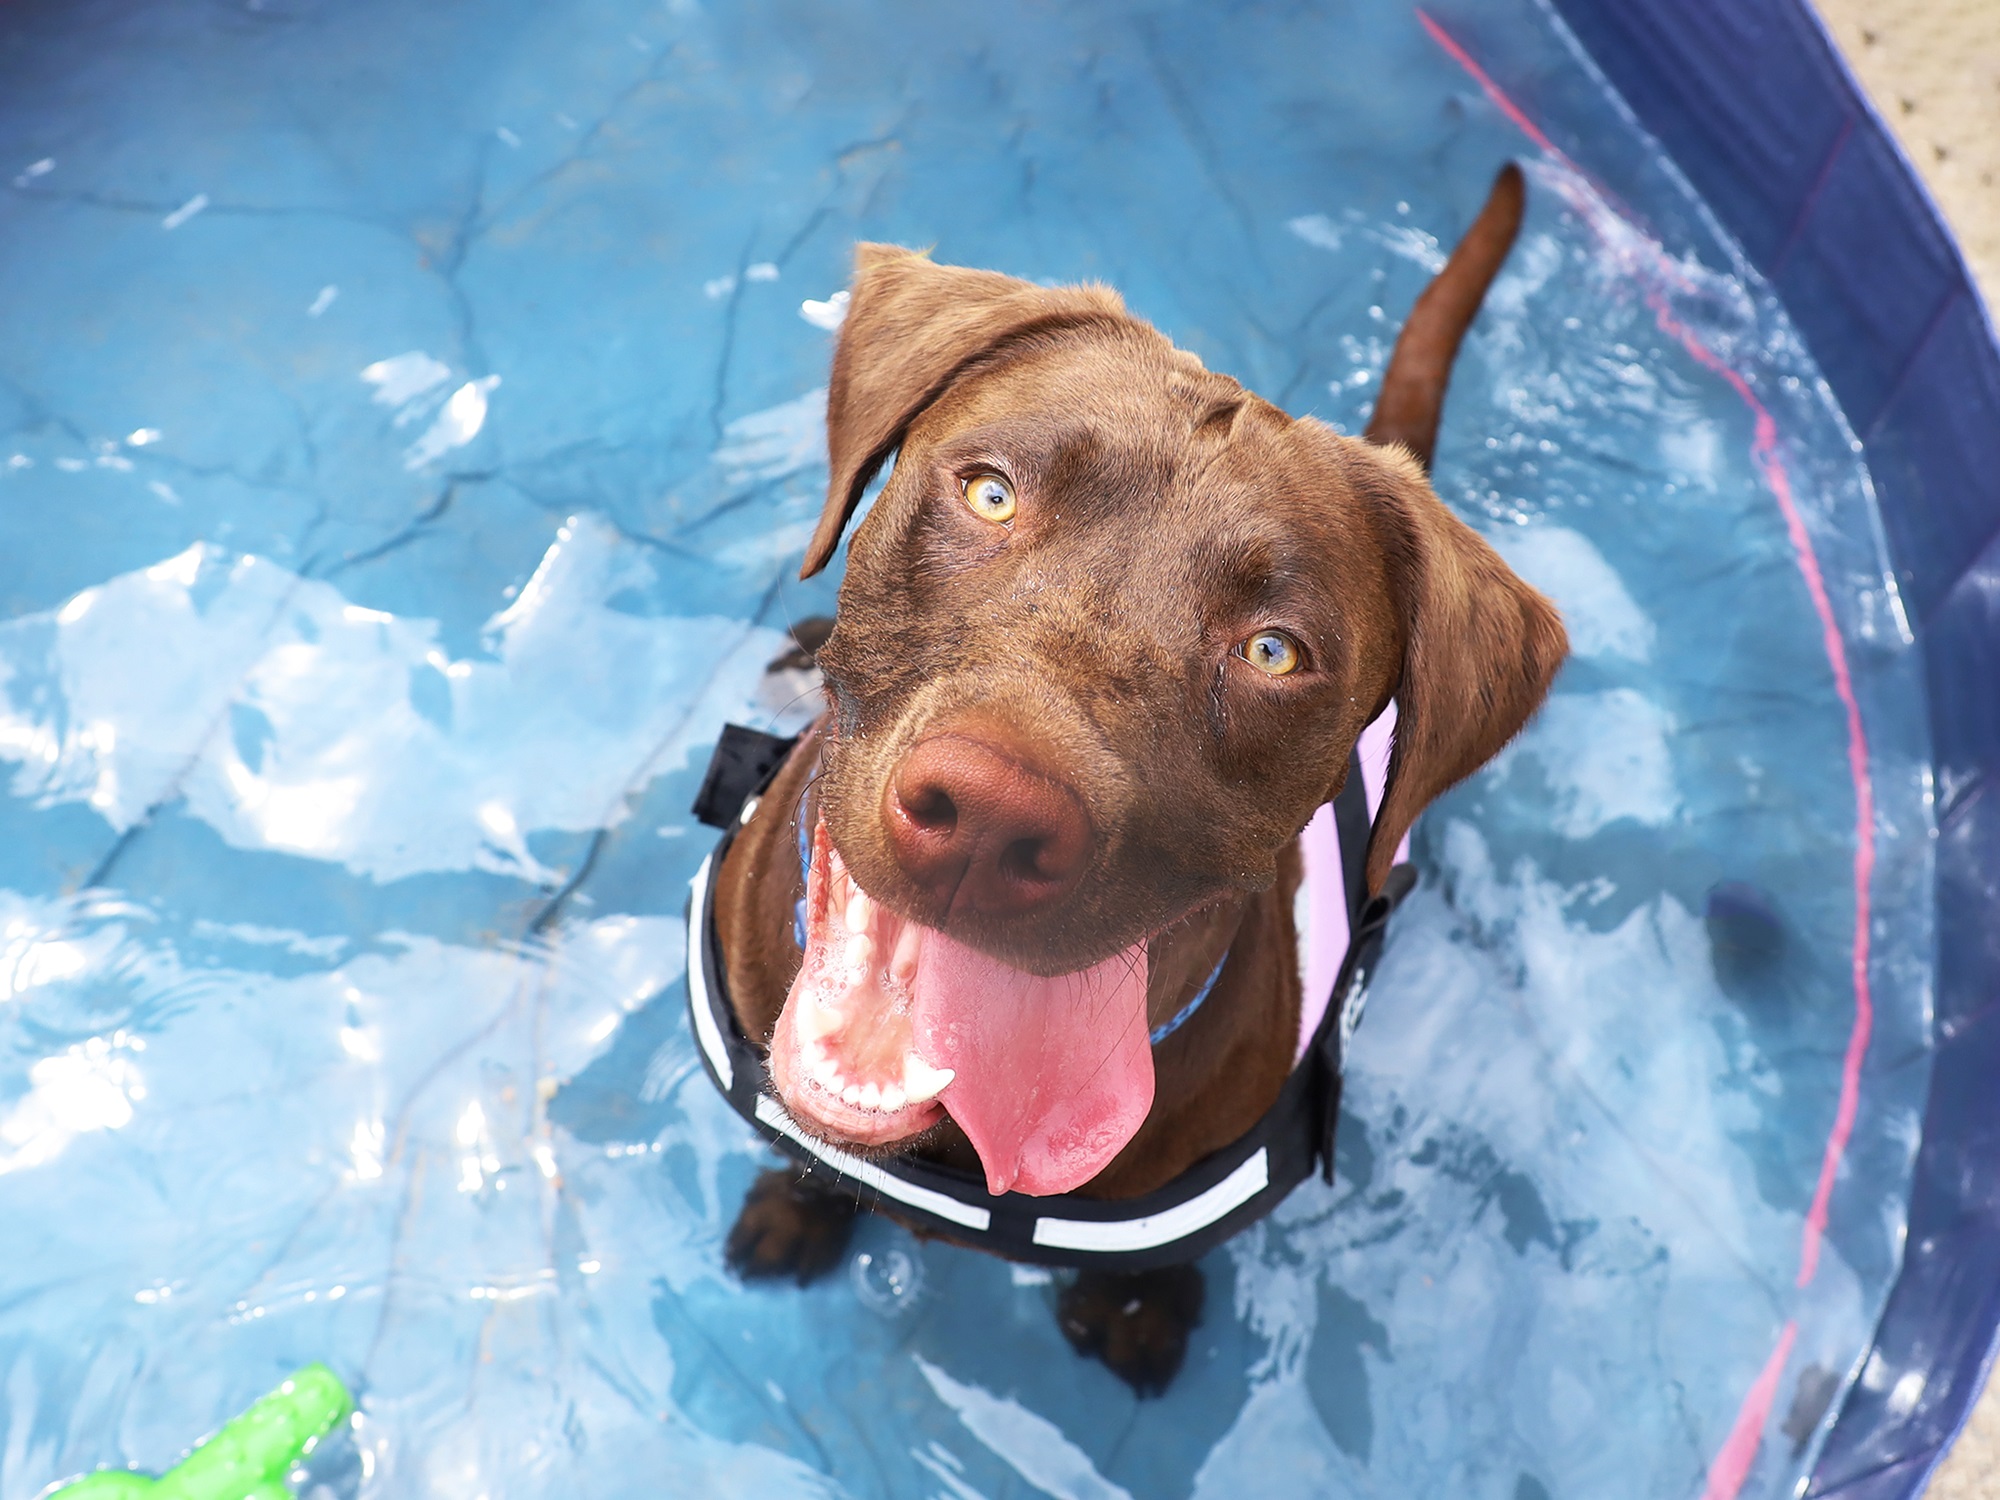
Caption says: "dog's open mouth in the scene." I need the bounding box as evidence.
[767,818,1155,1196]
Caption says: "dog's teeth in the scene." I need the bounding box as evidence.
[812,1055,841,1088]
[841,1083,865,1106]
[878,1084,906,1111]
[845,891,871,934]
[843,933,873,970]
[797,999,842,1042]
[890,924,923,984]
[901,1053,955,1103]
[858,1081,882,1110]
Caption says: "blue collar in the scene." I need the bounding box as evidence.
[1149,953,1227,1045]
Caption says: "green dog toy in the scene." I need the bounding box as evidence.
[52,1363,352,1500]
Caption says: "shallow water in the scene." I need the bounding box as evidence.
[0,1,1935,1497]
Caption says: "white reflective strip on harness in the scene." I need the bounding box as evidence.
[753,1094,995,1232]
[1029,1148,1271,1253]
[687,852,733,1091]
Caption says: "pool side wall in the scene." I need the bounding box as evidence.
[1539,1,2000,1494]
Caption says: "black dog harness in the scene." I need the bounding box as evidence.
[686,723,1411,1272]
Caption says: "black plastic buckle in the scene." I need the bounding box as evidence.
[692,724,800,829]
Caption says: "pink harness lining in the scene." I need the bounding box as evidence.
[1296,703,1402,1061]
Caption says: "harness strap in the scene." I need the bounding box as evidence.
[692,723,801,832]
[687,722,1410,1271]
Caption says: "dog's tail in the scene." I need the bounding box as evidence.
[1363,163,1525,475]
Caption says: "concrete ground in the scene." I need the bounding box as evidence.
[1806,3,1999,1494]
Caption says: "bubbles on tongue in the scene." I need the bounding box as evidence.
[913,930,1153,1196]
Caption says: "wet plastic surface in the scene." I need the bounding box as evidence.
[0,1,1936,1496]
[1542,2,2000,1489]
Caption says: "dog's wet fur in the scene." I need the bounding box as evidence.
[713,166,1565,1394]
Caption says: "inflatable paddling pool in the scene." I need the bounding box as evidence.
[0,0,1991,1496]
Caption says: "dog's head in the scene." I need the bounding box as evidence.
[769,245,1565,1194]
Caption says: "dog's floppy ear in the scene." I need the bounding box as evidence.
[800,244,1129,578]
[1355,441,1568,894]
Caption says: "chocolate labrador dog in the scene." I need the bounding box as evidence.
[712,165,1565,1391]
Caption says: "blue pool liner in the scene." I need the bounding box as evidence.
[1542,1,2000,1493]
[0,0,1982,1492]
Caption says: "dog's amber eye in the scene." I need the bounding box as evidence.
[963,472,1017,524]
[1241,630,1303,676]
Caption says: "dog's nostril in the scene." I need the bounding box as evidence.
[900,783,957,833]
[999,837,1049,884]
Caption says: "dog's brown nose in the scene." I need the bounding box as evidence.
[886,733,1092,918]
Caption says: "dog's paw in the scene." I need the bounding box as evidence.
[725,1168,861,1284]
[1057,1264,1206,1396]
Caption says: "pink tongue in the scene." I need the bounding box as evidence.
[913,931,1153,1197]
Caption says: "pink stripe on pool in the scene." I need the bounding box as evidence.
[1415,14,1878,1493]
[1701,1323,1803,1500]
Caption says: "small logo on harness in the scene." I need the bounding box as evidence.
[1338,965,1369,1056]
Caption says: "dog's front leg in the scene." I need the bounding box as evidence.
[1057,1264,1206,1397]
[725,1168,863,1284]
